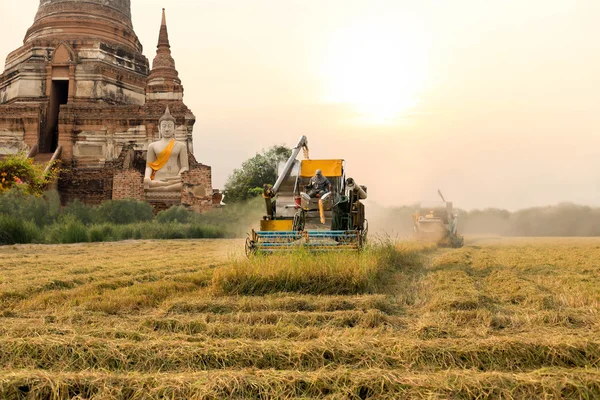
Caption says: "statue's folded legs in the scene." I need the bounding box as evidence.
[144,177,183,192]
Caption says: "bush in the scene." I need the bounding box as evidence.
[185,224,226,239]
[0,214,40,244]
[0,190,239,245]
[60,220,90,244]
[89,227,106,242]
[0,190,61,227]
[146,223,188,240]
[96,199,153,225]
[156,206,193,224]
[63,199,97,225]
[45,217,90,244]
[0,152,59,195]
[89,224,116,242]
[113,224,143,240]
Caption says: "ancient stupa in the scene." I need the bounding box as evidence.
[0,0,214,212]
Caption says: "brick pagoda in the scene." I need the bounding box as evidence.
[0,0,214,212]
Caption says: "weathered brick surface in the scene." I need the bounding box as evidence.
[58,165,114,206]
[0,104,44,153]
[212,190,224,206]
[112,169,144,201]
[181,166,213,213]
[29,1,141,51]
[57,102,193,165]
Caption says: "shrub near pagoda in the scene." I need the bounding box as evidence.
[0,192,228,245]
[0,153,58,195]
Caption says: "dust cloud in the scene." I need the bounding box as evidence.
[366,202,600,237]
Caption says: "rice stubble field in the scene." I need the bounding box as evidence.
[0,237,599,399]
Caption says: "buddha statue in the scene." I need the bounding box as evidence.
[144,107,189,192]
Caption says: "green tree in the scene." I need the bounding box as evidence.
[224,145,292,203]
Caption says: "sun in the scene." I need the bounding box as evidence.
[320,21,429,125]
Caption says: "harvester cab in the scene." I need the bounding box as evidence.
[246,136,368,255]
[413,190,463,248]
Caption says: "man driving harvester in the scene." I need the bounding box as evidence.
[306,169,331,198]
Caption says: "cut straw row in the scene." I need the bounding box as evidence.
[0,336,597,373]
[1,368,599,400]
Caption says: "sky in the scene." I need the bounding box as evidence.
[1,0,599,210]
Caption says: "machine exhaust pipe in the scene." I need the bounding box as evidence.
[346,178,367,200]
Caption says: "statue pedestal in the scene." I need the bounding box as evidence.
[145,191,182,212]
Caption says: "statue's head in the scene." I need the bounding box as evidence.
[159,106,176,138]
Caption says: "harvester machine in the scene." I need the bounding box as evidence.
[413,190,463,248]
[246,135,368,255]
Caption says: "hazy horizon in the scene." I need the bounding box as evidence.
[1,0,598,211]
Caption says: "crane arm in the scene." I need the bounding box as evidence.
[437,189,446,203]
[262,135,309,219]
[270,135,308,195]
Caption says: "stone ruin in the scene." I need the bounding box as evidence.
[0,0,220,212]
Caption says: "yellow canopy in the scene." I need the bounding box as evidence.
[300,159,343,177]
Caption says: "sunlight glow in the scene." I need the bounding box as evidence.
[321,21,429,125]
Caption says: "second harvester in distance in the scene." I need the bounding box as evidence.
[413,190,464,248]
[246,136,368,255]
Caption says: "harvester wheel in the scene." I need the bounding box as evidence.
[245,237,256,257]
[293,209,306,231]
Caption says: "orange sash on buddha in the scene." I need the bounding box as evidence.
[148,139,176,180]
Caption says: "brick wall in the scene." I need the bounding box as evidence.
[112,169,144,201]
[181,165,213,213]
[0,104,43,154]
[58,165,114,205]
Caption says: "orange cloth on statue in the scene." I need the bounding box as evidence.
[148,139,176,180]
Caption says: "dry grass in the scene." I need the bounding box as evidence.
[0,237,599,398]
[1,368,598,400]
[0,334,597,372]
[212,241,430,296]
[213,250,381,296]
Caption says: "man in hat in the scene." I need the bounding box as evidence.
[306,169,331,198]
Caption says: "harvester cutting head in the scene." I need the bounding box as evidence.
[246,229,363,255]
